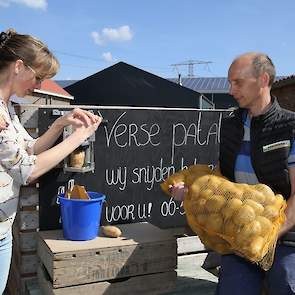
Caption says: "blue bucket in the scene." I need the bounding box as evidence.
[57,192,105,241]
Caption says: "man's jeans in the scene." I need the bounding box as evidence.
[216,244,295,295]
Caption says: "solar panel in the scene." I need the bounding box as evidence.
[168,76,288,94]
[168,77,230,93]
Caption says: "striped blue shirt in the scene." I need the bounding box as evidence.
[235,111,295,185]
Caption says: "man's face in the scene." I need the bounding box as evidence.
[228,60,262,109]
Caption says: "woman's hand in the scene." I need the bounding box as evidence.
[169,182,187,202]
[54,108,101,129]
[73,116,102,139]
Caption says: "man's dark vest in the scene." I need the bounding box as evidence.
[219,98,295,200]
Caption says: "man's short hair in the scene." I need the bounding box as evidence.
[251,53,276,86]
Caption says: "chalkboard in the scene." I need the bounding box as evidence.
[38,107,228,230]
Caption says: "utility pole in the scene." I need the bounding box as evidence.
[171,59,212,77]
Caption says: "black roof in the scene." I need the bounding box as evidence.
[65,62,201,108]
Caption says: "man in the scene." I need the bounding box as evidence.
[171,52,295,294]
[216,52,295,295]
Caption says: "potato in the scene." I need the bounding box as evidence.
[185,173,199,186]
[225,187,244,200]
[263,205,279,221]
[239,220,262,240]
[264,194,277,206]
[199,189,214,200]
[273,194,285,209]
[207,176,223,191]
[224,221,239,237]
[197,175,211,189]
[256,216,273,236]
[205,195,226,213]
[187,164,211,175]
[247,191,266,204]
[255,184,274,196]
[233,205,256,225]
[255,184,276,205]
[218,181,235,196]
[70,149,85,168]
[206,213,223,232]
[101,225,122,238]
[248,236,265,257]
[188,182,201,199]
[244,199,264,215]
[222,198,243,220]
[192,198,207,214]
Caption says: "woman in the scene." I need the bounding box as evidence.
[0,28,101,293]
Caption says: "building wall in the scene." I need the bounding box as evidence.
[272,84,295,111]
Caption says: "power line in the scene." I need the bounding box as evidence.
[53,49,215,78]
[53,50,104,62]
[171,59,213,77]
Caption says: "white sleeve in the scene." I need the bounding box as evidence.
[0,105,36,185]
[12,115,37,155]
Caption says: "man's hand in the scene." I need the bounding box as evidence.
[279,166,295,237]
[169,182,188,202]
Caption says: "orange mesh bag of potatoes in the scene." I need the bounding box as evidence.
[160,164,222,194]
[161,165,287,270]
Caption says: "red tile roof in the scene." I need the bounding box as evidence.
[35,79,73,99]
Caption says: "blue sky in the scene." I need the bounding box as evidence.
[1,0,295,80]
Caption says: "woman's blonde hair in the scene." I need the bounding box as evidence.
[0,28,59,80]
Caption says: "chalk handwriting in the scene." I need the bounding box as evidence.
[104,112,161,148]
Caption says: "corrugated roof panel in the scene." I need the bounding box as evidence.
[170,77,230,93]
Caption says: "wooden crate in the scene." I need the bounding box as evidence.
[37,222,177,294]
[6,185,39,295]
[37,265,176,295]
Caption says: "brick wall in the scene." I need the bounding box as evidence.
[272,84,295,111]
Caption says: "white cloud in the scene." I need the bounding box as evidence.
[102,52,115,63]
[91,31,104,46]
[0,0,47,10]
[91,25,133,46]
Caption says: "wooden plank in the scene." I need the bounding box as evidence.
[21,254,39,274]
[10,233,38,275]
[20,276,38,295]
[56,242,175,287]
[25,278,40,295]
[13,222,38,253]
[20,231,38,252]
[19,187,39,208]
[38,223,176,252]
[38,223,177,288]
[177,236,207,254]
[177,253,219,269]
[18,211,39,230]
[38,265,176,295]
